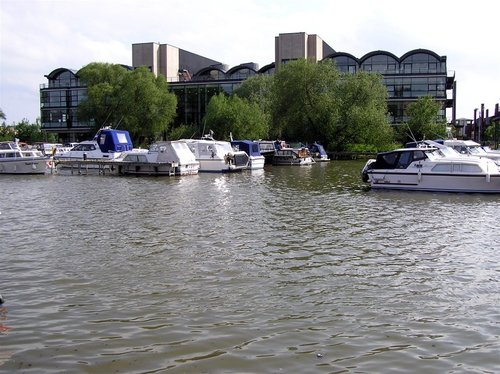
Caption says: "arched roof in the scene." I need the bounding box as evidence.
[258,62,275,74]
[322,52,359,63]
[400,48,443,62]
[360,50,399,64]
[226,64,258,76]
[44,67,78,80]
[193,65,227,79]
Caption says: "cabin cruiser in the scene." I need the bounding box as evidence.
[308,142,330,162]
[0,141,50,174]
[272,141,314,166]
[117,141,199,176]
[442,139,500,165]
[361,140,500,193]
[54,127,134,162]
[182,133,249,172]
[231,140,265,170]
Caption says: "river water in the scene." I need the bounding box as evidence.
[1,161,499,373]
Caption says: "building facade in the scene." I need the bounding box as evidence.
[40,32,456,141]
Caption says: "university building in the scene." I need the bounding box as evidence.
[40,32,456,142]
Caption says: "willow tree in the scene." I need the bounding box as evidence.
[272,59,341,144]
[335,71,394,151]
[203,93,269,140]
[78,63,177,144]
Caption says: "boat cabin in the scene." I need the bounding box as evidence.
[370,148,429,170]
[231,140,262,158]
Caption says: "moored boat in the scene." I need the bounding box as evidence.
[231,140,265,170]
[54,127,135,163]
[117,140,199,176]
[0,141,50,174]
[272,141,314,166]
[308,142,330,162]
[182,133,249,172]
[361,140,500,193]
[442,139,500,165]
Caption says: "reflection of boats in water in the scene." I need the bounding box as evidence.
[231,140,265,170]
[117,141,199,176]
[361,140,500,193]
[0,141,50,174]
[182,133,249,172]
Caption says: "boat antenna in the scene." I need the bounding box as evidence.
[406,123,417,143]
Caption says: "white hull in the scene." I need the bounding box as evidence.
[0,158,49,174]
[368,170,500,193]
[362,141,500,193]
[197,158,242,172]
[183,137,249,173]
[248,156,265,170]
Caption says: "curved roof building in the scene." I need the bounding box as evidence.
[40,32,456,141]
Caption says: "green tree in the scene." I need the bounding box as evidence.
[401,96,447,143]
[120,67,177,144]
[203,93,269,140]
[272,59,341,144]
[78,63,129,130]
[78,63,177,145]
[335,71,394,151]
[233,74,274,119]
[0,108,5,121]
[10,119,57,143]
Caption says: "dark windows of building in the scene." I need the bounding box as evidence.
[361,53,398,74]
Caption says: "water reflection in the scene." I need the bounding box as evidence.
[1,161,500,373]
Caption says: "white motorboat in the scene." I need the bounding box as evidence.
[361,140,500,193]
[117,141,199,176]
[0,141,50,174]
[231,140,265,170]
[443,139,500,166]
[182,134,249,172]
[54,127,134,162]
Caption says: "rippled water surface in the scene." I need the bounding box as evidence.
[1,161,499,373]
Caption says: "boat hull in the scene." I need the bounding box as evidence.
[0,158,49,174]
[366,170,500,193]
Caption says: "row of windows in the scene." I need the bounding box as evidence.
[40,89,87,108]
[40,109,94,129]
[330,52,446,75]
[46,71,81,88]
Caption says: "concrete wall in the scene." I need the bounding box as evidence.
[132,42,160,75]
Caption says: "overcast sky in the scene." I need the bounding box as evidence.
[1,0,499,125]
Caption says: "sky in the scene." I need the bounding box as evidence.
[1,0,499,125]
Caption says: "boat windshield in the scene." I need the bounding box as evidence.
[468,145,487,155]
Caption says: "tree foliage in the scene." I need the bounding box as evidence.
[203,93,269,140]
[399,96,447,143]
[335,71,394,151]
[78,63,177,145]
[272,59,341,144]
[0,119,57,143]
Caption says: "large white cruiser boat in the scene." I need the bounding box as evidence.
[0,141,50,174]
[361,140,500,193]
[182,133,249,172]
